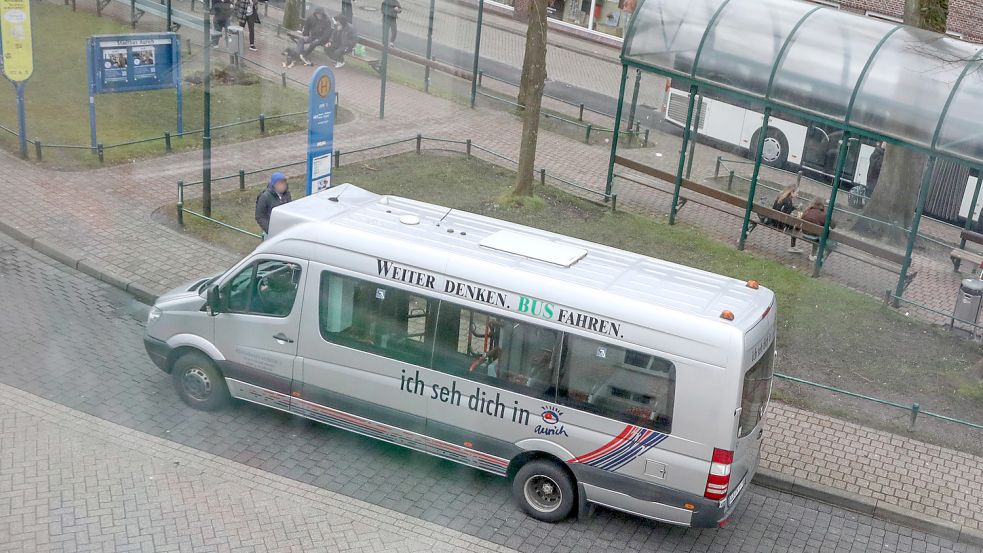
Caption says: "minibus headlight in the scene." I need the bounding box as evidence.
[147,306,162,325]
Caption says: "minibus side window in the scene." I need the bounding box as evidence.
[318,272,437,367]
[430,303,559,402]
[738,342,774,438]
[225,260,302,317]
[556,335,675,433]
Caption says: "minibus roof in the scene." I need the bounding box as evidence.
[266,184,774,333]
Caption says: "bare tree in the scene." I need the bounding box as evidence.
[858,0,947,244]
[513,0,548,197]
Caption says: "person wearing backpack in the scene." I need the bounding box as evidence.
[255,172,292,239]
[235,0,261,51]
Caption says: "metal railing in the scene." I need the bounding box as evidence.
[773,372,983,432]
[176,133,615,229]
[715,156,968,253]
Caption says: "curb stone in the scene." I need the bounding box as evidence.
[0,222,160,304]
[1,221,978,546]
[753,468,983,547]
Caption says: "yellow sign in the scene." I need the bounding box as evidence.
[316,75,331,98]
[0,0,33,81]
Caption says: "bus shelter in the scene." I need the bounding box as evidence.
[605,0,983,305]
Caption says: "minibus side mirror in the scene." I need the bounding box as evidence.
[206,284,223,316]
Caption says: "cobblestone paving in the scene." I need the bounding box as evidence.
[1,220,981,553]
[0,0,979,542]
[0,383,514,553]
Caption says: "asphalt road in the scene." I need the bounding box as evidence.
[0,233,978,553]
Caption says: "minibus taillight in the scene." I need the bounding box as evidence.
[704,448,733,501]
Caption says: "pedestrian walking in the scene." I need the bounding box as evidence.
[325,15,358,68]
[235,0,261,51]
[255,172,293,238]
[211,0,235,47]
[382,0,401,46]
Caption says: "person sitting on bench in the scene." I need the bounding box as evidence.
[802,198,837,262]
[324,15,359,68]
[770,185,803,254]
[283,8,332,67]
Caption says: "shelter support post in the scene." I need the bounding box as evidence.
[604,64,630,198]
[813,132,851,276]
[738,108,772,250]
[669,84,699,225]
[685,94,703,179]
[469,0,484,108]
[893,157,937,305]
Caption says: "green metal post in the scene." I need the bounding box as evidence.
[177,180,184,226]
[685,94,703,179]
[604,64,630,197]
[813,132,851,276]
[469,0,485,108]
[424,0,436,93]
[626,69,641,137]
[202,1,213,216]
[379,5,391,119]
[669,84,699,226]
[239,169,246,190]
[738,107,772,250]
[164,131,172,152]
[893,157,936,304]
[166,0,172,30]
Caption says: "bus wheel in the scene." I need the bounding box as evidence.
[513,460,576,522]
[750,128,789,169]
[171,351,230,411]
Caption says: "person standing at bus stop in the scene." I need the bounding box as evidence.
[382,0,401,46]
[255,172,293,239]
[211,0,235,47]
[236,0,261,51]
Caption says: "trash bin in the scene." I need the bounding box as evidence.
[226,25,244,59]
[952,278,983,326]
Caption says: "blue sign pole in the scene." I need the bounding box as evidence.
[86,39,98,150]
[306,66,337,196]
[174,38,183,134]
[14,81,27,159]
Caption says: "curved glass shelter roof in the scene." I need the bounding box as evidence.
[622,0,983,166]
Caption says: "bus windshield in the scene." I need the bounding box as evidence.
[738,342,774,438]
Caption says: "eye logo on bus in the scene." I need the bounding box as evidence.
[541,407,562,425]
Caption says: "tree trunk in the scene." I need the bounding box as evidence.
[854,0,946,246]
[283,0,302,31]
[513,0,548,197]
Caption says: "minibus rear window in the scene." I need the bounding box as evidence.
[738,342,774,438]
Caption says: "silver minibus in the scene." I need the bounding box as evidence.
[144,184,777,527]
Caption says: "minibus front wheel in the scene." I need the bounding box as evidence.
[512,459,576,523]
[171,351,231,411]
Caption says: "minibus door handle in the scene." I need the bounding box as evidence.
[273,333,295,344]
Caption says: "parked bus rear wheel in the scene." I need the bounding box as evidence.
[512,459,576,522]
[749,127,789,169]
[171,351,230,411]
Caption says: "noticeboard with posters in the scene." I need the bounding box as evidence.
[86,32,180,94]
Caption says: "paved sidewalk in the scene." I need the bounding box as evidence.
[0,382,513,553]
[1,0,981,542]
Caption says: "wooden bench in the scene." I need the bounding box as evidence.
[615,156,914,288]
[950,230,983,272]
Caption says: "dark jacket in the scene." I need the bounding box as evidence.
[255,173,292,234]
[382,0,401,18]
[235,0,260,23]
[331,19,359,50]
[302,9,332,41]
[212,0,234,20]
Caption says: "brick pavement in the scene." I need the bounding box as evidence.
[0,382,514,553]
[1,233,980,552]
[0,0,980,541]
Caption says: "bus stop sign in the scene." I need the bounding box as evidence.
[307,66,336,195]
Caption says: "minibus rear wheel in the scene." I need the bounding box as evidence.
[512,459,575,522]
[171,351,230,411]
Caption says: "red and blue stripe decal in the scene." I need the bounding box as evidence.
[568,425,668,472]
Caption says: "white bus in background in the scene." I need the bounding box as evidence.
[144,184,777,528]
[663,80,982,226]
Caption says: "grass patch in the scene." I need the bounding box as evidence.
[174,151,983,451]
[0,1,347,168]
